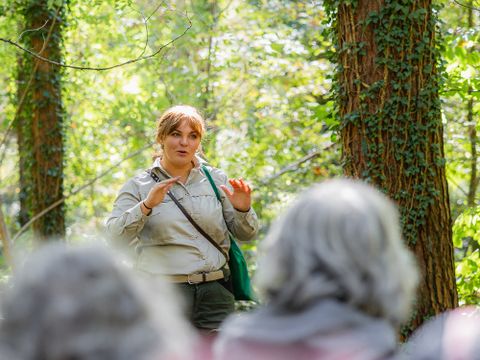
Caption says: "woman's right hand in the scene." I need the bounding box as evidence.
[141,177,179,214]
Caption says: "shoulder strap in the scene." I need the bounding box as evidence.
[148,169,162,183]
[201,165,221,202]
[167,191,228,259]
[146,169,228,260]
[202,165,235,235]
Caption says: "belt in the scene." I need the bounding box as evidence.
[169,269,225,284]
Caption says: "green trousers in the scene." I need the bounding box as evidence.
[176,279,235,331]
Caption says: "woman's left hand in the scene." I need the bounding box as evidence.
[220,178,252,212]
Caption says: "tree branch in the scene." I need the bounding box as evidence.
[453,0,480,12]
[442,89,480,94]
[260,143,335,185]
[0,11,192,71]
[447,174,469,197]
[17,19,49,42]
[128,0,171,60]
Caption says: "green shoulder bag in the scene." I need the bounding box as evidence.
[202,165,256,301]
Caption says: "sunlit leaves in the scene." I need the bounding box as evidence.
[27,0,337,243]
[453,208,480,305]
[439,0,480,305]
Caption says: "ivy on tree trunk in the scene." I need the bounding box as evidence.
[16,0,66,241]
[325,0,458,336]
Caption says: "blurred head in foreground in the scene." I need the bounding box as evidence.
[256,178,418,325]
[0,243,193,360]
[215,179,419,360]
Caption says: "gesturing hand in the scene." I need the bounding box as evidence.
[220,178,252,212]
[144,177,179,209]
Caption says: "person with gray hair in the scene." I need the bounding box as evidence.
[0,243,194,360]
[214,179,419,360]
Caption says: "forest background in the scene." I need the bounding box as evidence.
[0,0,479,334]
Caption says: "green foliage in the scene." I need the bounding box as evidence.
[1,0,478,309]
[56,0,339,246]
[453,207,480,304]
[441,13,480,215]
[438,1,480,305]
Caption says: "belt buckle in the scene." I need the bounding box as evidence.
[187,273,207,284]
[187,274,197,284]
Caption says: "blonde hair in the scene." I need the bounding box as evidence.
[155,105,206,144]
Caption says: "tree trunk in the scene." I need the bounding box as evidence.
[467,97,477,206]
[331,0,458,335]
[466,3,477,207]
[16,0,66,241]
[16,52,33,227]
[0,195,13,267]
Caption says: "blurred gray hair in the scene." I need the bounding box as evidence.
[255,179,419,326]
[0,243,188,360]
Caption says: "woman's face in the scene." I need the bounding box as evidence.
[161,120,201,169]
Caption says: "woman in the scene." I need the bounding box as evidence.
[106,105,258,331]
[214,179,419,360]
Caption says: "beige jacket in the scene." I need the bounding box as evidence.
[106,157,258,276]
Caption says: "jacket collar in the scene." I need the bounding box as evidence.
[150,154,207,179]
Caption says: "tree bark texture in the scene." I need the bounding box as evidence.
[16,0,65,241]
[16,52,33,227]
[466,3,477,207]
[0,195,13,267]
[467,97,477,207]
[335,0,458,335]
